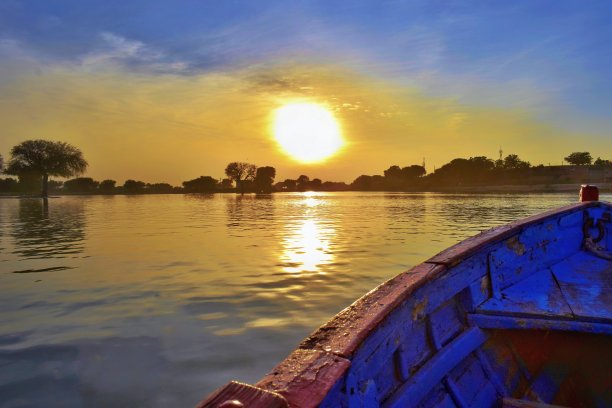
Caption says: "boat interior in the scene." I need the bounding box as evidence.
[323,203,612,408]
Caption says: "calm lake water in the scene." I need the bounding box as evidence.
[1,192,610,407]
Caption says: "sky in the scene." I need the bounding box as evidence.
[0,0,611,184]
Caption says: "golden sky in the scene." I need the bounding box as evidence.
[0,61,607,184]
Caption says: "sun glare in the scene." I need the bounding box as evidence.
[273,103,343,163]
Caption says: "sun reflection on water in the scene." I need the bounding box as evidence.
[281,217,335,274]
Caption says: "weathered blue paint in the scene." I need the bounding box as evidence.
[386,328,488,408]
[551,252,611,322]
[198,201,612,408]
[467,314,612,334]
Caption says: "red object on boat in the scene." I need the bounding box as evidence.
[580,184,599,202]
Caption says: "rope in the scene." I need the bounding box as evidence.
[584,238,612,261]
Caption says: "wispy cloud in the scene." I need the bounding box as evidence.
[80,32,189,74]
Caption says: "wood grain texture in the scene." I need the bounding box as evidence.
[502,397,571,408]
[195,381,288,408]
[468,313,612,334]
[257,349,350,408]
[552,251,612,322]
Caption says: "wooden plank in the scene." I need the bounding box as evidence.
[447,354,495,407]
[443,377,468,408]
[195,381,288,408]
[502,397,571,408]
[415,385,456,408]
[476,269,573,318]
[468,314,612,334]
[339,304,432,403]
[409,253,489,320]
[488,218,583,292]
[256,349,350,408]
[478,342,525,400]
[341,256,487,404]
[429,300,464,347]
[469,274,492,308]
[318,375,347,408]
[523,362,569,404]
[469,383,499,408]
[385,327,488,408]
[474,348,507,397]
[394,320,432,381]
[551,251,612,322]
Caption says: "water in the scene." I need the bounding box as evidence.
[0,192,609,407]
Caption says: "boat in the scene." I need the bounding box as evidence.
[198,186,611,408]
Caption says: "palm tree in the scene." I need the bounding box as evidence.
[4,140,88,197]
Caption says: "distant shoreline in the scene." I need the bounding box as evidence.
[1,183,610,197]
[426,183,612,194]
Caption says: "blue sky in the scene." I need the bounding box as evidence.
[2,1,610,95]
[0,1,610,182]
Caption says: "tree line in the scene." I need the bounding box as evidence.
[1,139,611,196]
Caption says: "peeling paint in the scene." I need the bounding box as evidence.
[481,275,490,296]
[412,299,428,320]
[506,236,526,256]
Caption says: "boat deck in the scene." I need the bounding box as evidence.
[473,250,612,334]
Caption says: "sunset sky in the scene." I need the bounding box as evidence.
[1,1,611,184]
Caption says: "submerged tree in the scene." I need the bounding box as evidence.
[253,166,276,193]
[4,140,88,197]
[225,162,257,194]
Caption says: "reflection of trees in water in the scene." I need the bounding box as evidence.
[12,199,86,259]
[225,194,275,230]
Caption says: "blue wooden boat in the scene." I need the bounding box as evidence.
[199,187,611,408]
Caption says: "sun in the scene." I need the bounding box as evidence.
[273,103,343,163]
